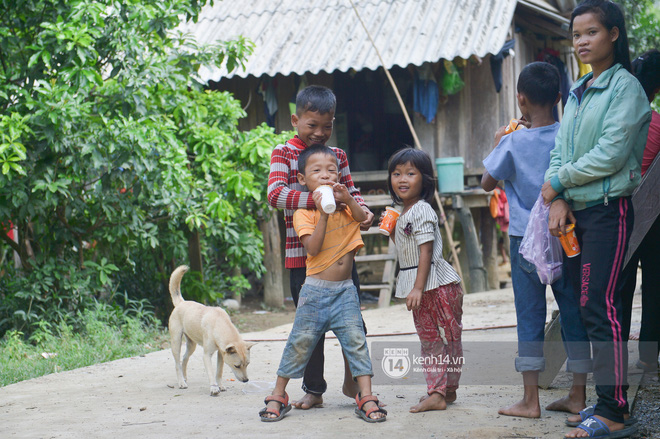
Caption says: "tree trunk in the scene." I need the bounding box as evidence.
[260,209,284,308]
[187,229,203,279]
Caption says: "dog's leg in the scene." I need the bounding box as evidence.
[170,325,188,389]
[203,348,223,396]
[215,351,226,392]
[181,334,197,385]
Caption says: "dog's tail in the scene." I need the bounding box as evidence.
[169,265,189,307]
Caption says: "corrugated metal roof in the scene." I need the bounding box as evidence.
[179,0,518,81]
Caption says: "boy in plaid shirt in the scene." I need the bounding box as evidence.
[267,85,374,410]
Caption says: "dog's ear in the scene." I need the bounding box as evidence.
[246,342,257,350]
[225,344,237,354]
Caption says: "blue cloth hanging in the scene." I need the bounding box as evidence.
[413,64,439,123]
[490,39,516,92]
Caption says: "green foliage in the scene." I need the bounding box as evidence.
[620,0,660,110]
[620,0,660,58]
[0,296,165,386]
[0,0,292,338]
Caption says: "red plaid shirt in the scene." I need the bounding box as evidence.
[267,136,366,269]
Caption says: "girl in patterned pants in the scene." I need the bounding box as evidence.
[383,147,464,413]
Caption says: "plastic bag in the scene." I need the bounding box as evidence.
[519,193,563,285]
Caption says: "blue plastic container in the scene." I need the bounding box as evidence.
[435,157,464,193]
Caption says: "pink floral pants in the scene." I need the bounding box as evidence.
[412,282,463,396]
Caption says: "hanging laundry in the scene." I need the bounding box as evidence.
[537,48,573,119]
[413,63,439,123]
[490,39,516,92]
[258,77,278,127]
[441,59,465,96]
[289,75,308,117]
[489,187,510,233]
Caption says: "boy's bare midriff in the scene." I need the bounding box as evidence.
[308,249,356,282]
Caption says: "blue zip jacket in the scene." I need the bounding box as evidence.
[545,63,651,210]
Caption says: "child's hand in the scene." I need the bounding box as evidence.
[518,116,531,129]
[493,126,507,148]
[311,190,328,215]
[332,183,350,204]
[541,180,558,204]
[359,207,375,231]
[406,288,423,311]
[377,210,386,227]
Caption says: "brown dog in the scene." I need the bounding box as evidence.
[168,265,255,396]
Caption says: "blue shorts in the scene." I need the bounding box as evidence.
[277,277,373,379]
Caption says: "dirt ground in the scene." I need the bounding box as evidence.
[0,286,656,439]
[630,372,660,439]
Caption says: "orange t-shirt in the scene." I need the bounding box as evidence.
[293,208,364,276]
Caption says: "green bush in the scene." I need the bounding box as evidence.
[0,0,291,339]
[0,296,166,387]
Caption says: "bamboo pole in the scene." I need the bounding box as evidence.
[348,0,464,282]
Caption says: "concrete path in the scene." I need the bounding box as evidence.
[0,287,643,438]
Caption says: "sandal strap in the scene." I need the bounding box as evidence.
[355,394,379,410]
[579,405,595,421]
[264,392,289,407]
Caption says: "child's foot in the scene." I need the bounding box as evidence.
[355,394,387,422]
[291,393,323,409]
[498,399,541,418]
[410,393,447,412]
[259,392,292,421]
[565,415,625,438]
[566,411,631,426]
[545,395,585,414]
[418,391,456,404]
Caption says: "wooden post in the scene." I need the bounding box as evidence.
[455,197,487,293]
[260,209,285,308]
[480,207,499,290]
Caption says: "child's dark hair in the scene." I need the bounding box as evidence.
[387,147,436,204]
[517,62,560,106]
[570,0,631,72]
[632,49,660,102]
[296,85,336,115]
[298,144,339,175]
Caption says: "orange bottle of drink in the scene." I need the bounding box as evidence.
[504,118,524,134]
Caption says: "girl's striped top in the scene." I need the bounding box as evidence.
[394,200,461,298]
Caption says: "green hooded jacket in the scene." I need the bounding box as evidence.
[545,63,651,211]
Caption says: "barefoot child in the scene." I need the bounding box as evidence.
[267,85,374,410]
[383,148,463,413]
[259,144,386,423]
[481,62,592,419]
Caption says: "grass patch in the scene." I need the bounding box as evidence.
[0,301,168,387]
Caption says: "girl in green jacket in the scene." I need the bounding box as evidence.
[541,1,651,438]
